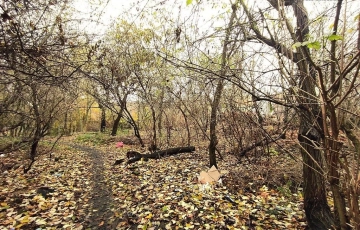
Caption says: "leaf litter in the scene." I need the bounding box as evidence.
[0,137,307,229]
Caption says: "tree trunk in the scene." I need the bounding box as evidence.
[64,112,69,135]
[124,107,144,147]
[23,139,39,173]
[83,100,94,132]
[292,1,337,228]
[150,106,157,150]
[342,120,360,229]
[252,95,264,125]
[209,0,239,168]
[124,146,195,164]
[209,82,222,168]
[321,1,349,228]
[24,84,42,174]
[298,125,335,229]
[100,105,106,133]
[111,113,122,136]
[157,88,165,138]
[179,106,191,146]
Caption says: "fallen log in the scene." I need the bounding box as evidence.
[237,133,285,160]
[114,146,196,165]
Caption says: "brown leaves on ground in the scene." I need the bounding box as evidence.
[0,143,89,229]
[0,136,306,229]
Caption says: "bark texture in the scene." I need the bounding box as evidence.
[117,146,196,165]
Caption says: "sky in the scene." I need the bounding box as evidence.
[71,0,132,34]
[71,0,224,34]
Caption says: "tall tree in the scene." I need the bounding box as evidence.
[239,0,359,228]
[239,0,334,228]
[208,0,241,168]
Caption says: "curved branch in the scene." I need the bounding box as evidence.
[239,0,298,62]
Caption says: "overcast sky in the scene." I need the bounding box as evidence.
[71,0,222,34]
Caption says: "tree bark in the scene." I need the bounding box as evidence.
[100,104,106,133]
[298,121,335,229]
[179,106,191,146]
[342,120,360,230]
[124,107,144,147]
[209,0,239,168]
[209,82,223,168]
[293,0,335,227]
[119,146,196,164]
[150,106,157,150]
[64,112,69,135]
[111,113,122,136]
[157,88,165,138]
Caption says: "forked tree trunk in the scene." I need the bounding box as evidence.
[124,107,144,147]
[111,95,128,136]
[179,106,191,146]
[24,85,42,174]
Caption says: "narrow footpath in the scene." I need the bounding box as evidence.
[72,145,119,229]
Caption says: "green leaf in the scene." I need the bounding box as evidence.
[327,34,343,41]
[293,41,321,50]
[186,0,192,6]
[292,42,302,49]
[355,14,360,21]
[306,41,321,50]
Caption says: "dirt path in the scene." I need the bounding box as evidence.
[72,145,119,229]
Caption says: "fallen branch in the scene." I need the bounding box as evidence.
[114,146,196,165]
[237,133,285,159]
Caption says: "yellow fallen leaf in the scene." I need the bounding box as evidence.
[14,213,23,220]
[35,218,47,225]
[145,213,153,219]
[20,215,30,224]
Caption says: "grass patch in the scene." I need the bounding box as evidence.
[75,132,110,145]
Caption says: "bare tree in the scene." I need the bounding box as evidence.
[0,0,87,172]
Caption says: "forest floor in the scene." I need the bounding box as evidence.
[0,133,308,229]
